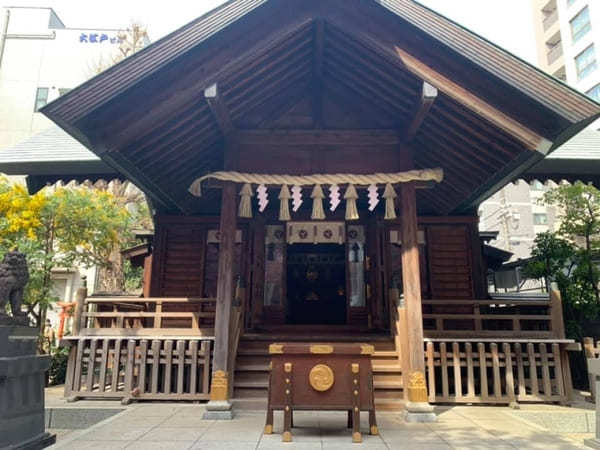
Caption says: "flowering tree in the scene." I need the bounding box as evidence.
[0,177,132,328]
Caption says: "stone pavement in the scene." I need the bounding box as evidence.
[47,400,595,450]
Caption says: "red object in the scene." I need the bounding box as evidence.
[56,302,75,339]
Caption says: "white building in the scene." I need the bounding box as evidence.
[0,6,124,326]
[532,0,600,103]
[0,6,122,149]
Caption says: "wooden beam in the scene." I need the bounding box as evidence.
[204,83,235,138]
[333,25,551,152]
[237,129,401,146]
[403,81,437,142]
[392,45,551,152]
[311,19,325,128]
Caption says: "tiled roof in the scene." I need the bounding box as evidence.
[546,128,600,160]
[0,126,99,164]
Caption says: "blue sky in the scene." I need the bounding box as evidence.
[2,0,538,64]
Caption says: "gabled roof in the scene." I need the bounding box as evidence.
[40,0,600,215]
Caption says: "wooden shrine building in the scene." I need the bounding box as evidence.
[42,0,600,410]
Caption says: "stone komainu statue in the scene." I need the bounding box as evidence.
[0,251,29,319]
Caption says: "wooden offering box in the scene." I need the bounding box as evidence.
[264,342,377,443]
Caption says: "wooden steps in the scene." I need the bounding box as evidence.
[233,335,405,410]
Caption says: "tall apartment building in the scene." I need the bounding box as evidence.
[532,0,600,102]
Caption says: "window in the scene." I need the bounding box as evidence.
[570,6,591,43]
[58,88,71,96]
[576,45,597,80]
[587,84,600,101]
[34,87,48,111]
[533,213,548,225]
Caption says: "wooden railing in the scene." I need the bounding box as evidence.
[422,291,565,339]
[61,296,217,402]
[64,336,213,402]
[78,296,216,337]
[425,339,575,405]
[585,337,600,401]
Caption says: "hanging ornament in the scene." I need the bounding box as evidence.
[278,184,291,221]
[383,183,397,220]
[367,184,379,211]
[329,184,341,212]
[311,184,326,220]
[257,184,269,213]
[291,185,303,212]
[238,183,253,218]
[344,184,359,221]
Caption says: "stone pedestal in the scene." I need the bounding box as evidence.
[0,326,55,450]
[203,400,234,420]
[586,359,600,449]
[405,402,437,423]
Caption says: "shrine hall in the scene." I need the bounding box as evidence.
[40,0,600,416]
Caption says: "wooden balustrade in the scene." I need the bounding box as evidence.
[64,336,213,402]
[422,296,563,339]
[78,297,216,337]
[425,339,574,405]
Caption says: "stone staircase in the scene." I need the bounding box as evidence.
[233,334,404,410]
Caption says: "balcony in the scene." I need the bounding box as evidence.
[543,9,559,31]
[547,42,564,65]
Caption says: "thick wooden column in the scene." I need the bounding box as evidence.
[208,181,238,405]
[400,183,433,420]
[400,182,425,375]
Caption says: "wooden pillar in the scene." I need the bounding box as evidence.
[400,183,433,419]
[208,181,238,406]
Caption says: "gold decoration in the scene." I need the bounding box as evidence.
[344,184,359,221]
[286,378,290,384]
[278,184,291,221]
[285,389,290,395]
[238,183,253,218]
[360,344,375,355]
[283,431,292,442]
[209,370,228,401]
[309,364,335,392]
[310,344,334,354]
[351,363,359,374]
[407,371,428,403]
[354,390,359,396]
[284,362,292,373]
[264,425,273,434]
[353,432,362,443]
[269,344,283,354]
[354,407,359,412]
[383,183,397,220]
[370,425,379,435]
[311,184,326,220]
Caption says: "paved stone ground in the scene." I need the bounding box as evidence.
[45,386,597,449]
[46,403,595,450]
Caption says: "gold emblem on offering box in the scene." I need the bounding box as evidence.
[309,364,335,392]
